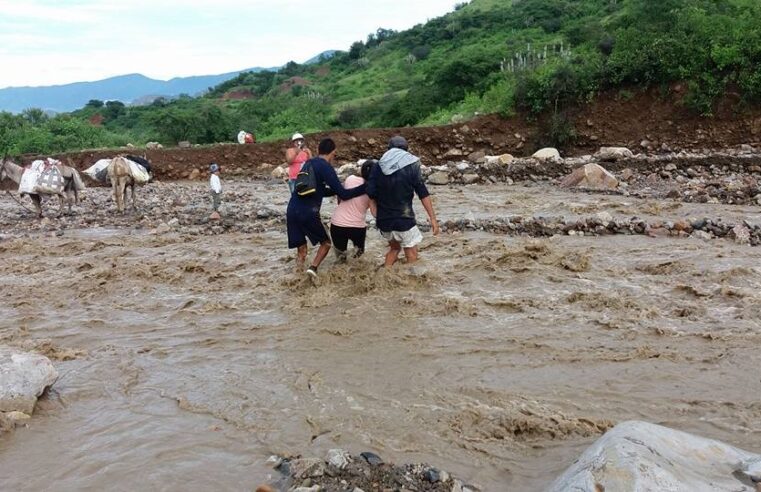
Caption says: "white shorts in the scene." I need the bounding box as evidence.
[380,226,424,249]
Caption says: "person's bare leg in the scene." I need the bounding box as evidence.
[311,241,332,269]
[385,241,401,268]
[296,245,308,271]
[403,246,419,264]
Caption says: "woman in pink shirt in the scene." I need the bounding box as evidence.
[285,132,312,193]
[330,160,377,260]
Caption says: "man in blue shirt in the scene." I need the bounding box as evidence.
[287,137,367,280]
[368,136,439,267]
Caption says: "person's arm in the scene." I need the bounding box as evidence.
[367,165,379,200]
[369,199,377,218]
[420,196,439,235]
[320,162,366,201]
[285,147,299,163]
[411,164,439,235]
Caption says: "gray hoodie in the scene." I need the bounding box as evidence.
[378,148,420,175]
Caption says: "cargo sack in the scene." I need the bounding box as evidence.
[125,155,151,174]
[18,160,45,194]
[294,160,317,196]
[127,160,150,184]
[34,166,65,194]
[84,159,112,183]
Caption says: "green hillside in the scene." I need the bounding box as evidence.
[2,0,761,155]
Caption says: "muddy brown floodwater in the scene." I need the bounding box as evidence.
[2,181,761,491]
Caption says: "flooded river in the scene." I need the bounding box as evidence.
[2,181,761,490]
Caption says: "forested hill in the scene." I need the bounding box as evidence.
[2,0,760,156]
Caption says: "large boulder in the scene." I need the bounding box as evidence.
[532,147,561,161]
[596,146,634,161]
[0,345,58,414]
[560,163,619,190]
[549,421,761,492]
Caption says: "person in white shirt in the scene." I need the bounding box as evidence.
[209,163,222,212]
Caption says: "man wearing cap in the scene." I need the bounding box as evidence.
[209,162,222,212]
[285,132,312,193]
[367,136,439,267]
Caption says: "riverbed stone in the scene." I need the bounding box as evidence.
[560,163,619,190]
[548,420,761,492]
[532,147,561,161]
[462,174,481,184]
[428,172,450,185]
[326,449,350,470]
[0,345,58,414]
[596,146,634,161]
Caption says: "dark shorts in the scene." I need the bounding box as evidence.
[330,224,367,254]
[287,210,330,249]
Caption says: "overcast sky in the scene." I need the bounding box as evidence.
[0,0,455,89]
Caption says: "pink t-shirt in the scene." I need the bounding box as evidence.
[288,150,309,180]
[331,175,370,228]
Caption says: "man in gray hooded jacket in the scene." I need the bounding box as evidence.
[367,136,439,267]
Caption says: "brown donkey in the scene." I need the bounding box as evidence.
[107,156,137,213]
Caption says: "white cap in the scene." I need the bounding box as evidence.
[291,133,304,141]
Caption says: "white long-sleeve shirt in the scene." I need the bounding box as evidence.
[210,174,222,193]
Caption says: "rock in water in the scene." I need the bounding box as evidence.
[0,345,58,414]
[548,421,761,492]
[360,452,383,466]
[532,147,561,161]
[326,449,350,470]
[595,146,634,161]
[427,172,450,185]
[560,163,619,190]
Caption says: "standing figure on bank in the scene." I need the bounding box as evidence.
[368,136,439,267]
[285,133,312,194]
[209,162,222,212]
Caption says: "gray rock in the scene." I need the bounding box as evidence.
[427,172,450,186]
[462,174,481,185]
[560,164,619,190]
[548,421,761,492]
[360,452,383,466]
[467,151,486,163]
[532,147,561,161]
[0,345,58,414]
[326,449,350,470]
[455,162,470,172]
[288,458,325,479]
[595,147,634,161]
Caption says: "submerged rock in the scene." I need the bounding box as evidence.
[0,345,58,414]
[548,420,761,492]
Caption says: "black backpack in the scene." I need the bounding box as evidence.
[294,160,317,196]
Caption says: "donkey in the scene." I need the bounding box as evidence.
[0,158,83,218]
[108,156,137,213]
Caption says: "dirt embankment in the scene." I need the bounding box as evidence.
[25,88,761,182]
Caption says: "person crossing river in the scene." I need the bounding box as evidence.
[286,137,367,281]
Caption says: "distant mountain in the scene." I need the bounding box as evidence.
[303,50,339,65]
[0,50,336,113]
